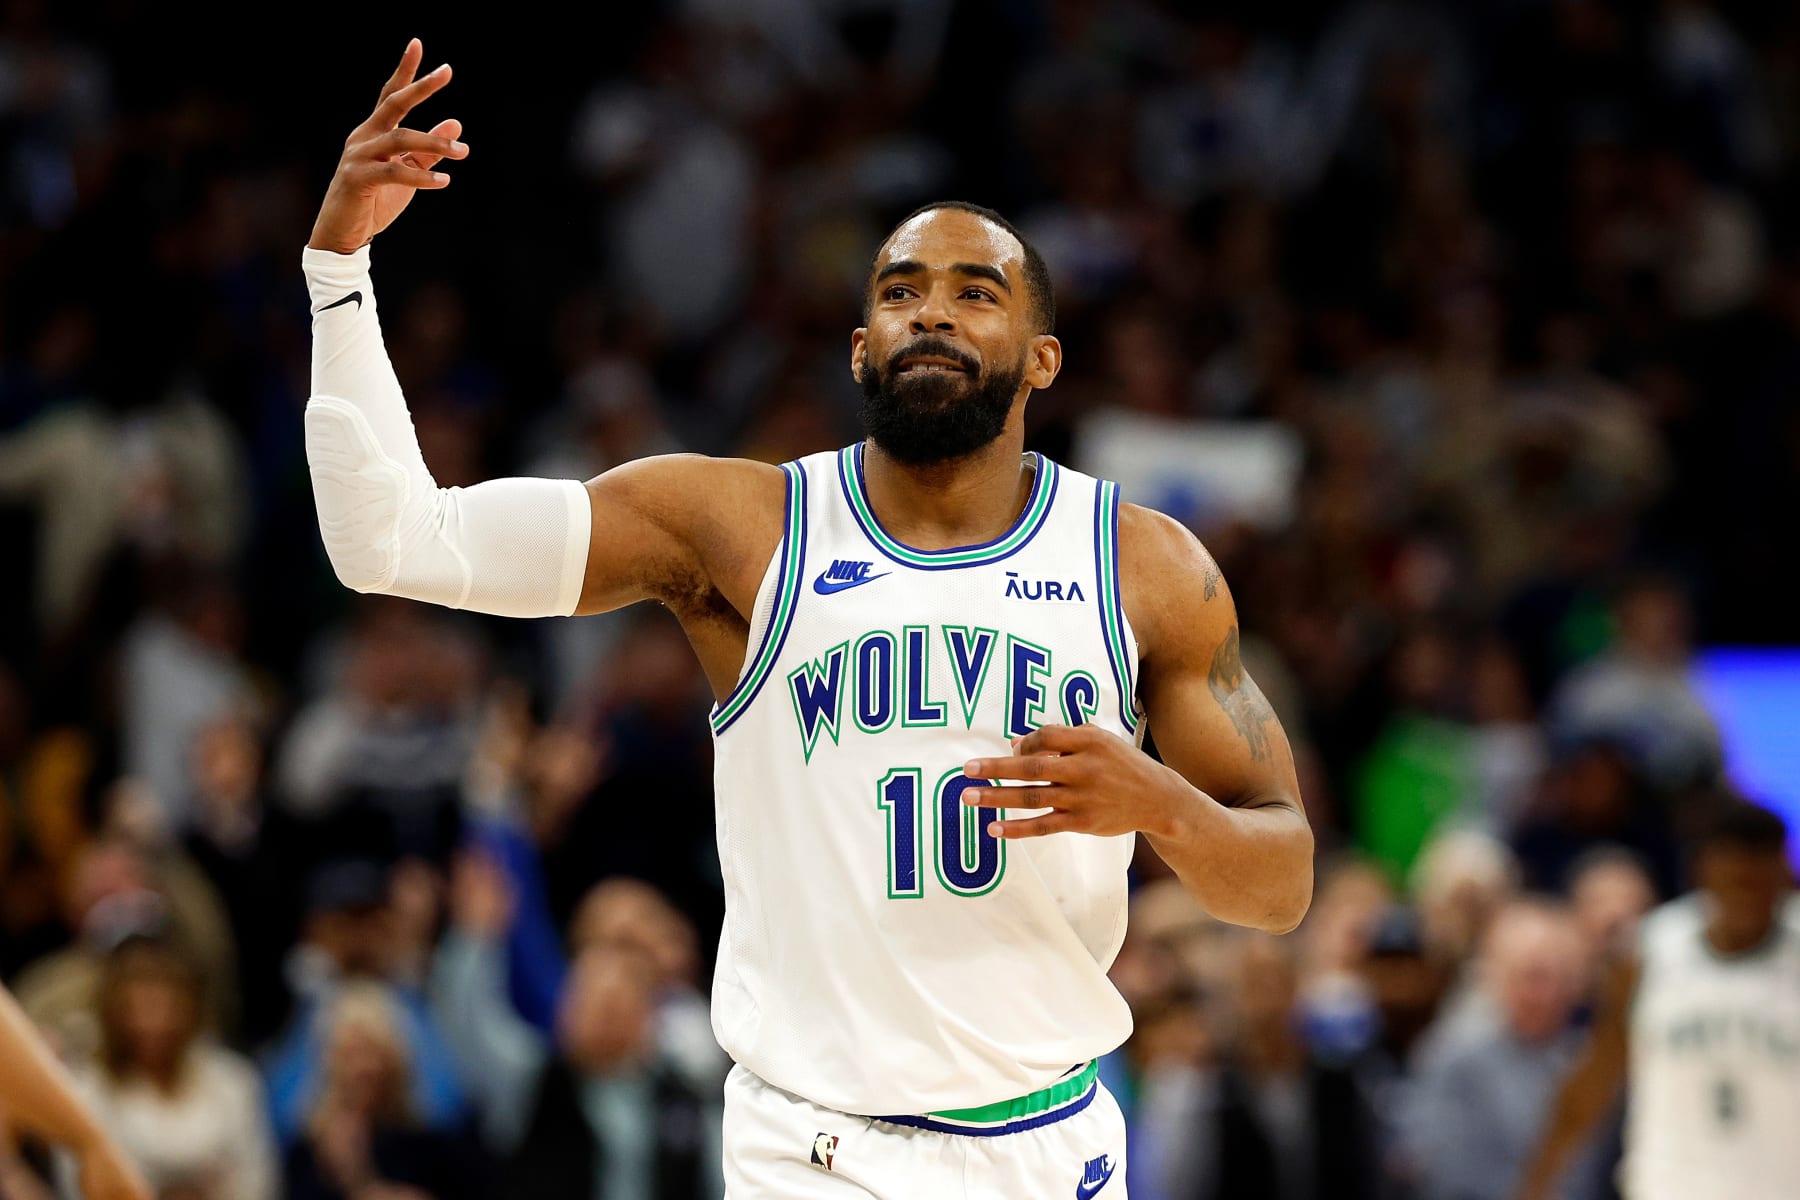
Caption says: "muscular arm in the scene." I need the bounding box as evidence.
[303,244,783,630]
[301,44,782,630]
[961,504,1311,933]
[1516,956,1635,1200]
[572,454,782,620]
[1119,505,1313,932]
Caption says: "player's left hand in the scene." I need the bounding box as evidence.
[961,724,1193,840]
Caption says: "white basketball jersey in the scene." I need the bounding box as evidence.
[1621,894,1800,1200]
[706,444,1139,1116]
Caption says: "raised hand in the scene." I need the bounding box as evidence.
[449,850,516,940]
[308,38,469,254]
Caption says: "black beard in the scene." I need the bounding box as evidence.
[858,338,1025,466]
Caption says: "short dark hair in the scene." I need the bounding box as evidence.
[1697,801,1790,856]
[864,201,1056,335]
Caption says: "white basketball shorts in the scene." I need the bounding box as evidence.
[722,1061,1128,1199]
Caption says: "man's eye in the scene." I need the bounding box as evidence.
[963,289,992,302]
[885,286,913,301]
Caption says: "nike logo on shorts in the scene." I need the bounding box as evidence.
[1075,1153,1115,1198]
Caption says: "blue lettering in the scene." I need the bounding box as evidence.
[944,627,996,729]
[1061,671,1100,726]
[788,644,848,760]
[1007,636,1051,738]
[854,633,896,732]
[1002,575,1086,602]
[903,627,946,725]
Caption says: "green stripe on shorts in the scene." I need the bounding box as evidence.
[925,1061,1098,1125]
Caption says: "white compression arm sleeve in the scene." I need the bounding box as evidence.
[303,244,592,617]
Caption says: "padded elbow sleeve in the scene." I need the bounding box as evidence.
[305,395,591,618]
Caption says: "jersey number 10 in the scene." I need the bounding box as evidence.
[877,768,1007,898]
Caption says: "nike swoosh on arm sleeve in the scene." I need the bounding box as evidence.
[303,244,590,617]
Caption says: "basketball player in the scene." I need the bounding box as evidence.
[303,40,1313,1197]
[0,983,151,1200]
[1518,802,1799,1200]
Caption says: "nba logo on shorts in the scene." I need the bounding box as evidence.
[810,1132,839,1171]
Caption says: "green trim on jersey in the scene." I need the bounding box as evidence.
[711,461,806,734]
[840,444,1058,567]
[925,1060,1099,1125]
[1096,481,1139,733]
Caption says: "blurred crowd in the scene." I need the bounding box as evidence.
[2,0,1798,1197]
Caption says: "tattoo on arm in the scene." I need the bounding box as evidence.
[1207,625,1274,762]
[1203,559,1221,601]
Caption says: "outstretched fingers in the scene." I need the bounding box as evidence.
[351,159,453,190]
[399,118,466,172]
[377,38,424,107]
[963,752,1077,784]
[371,61,453,133]
[986,811,1077,839]
[365,126,467,167]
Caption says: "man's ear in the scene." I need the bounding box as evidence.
[850,328,868,383]
[1024,334,1062,391]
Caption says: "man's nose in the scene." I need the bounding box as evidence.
[910,288,957,334]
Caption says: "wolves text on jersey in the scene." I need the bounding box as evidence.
[786,624,1104,761]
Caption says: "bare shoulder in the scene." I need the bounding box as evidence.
[586,453,789,556]
[577,454,789,617]
[1115,501,1231,667]
[586,453,786,521]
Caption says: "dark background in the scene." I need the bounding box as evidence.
[2,1,1796,1198]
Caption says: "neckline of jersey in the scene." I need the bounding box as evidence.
[840,442,1057,569]
[1697,918,1787,964]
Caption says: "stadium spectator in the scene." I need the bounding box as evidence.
[118,570,257,833]
[11,832,236,1065]
[1511,739,1682,896]
[1548,573,1722,791]
[1125,982,1217,1200]
[566,877,729,1094]
[68,936,277,1200]
[0,658,93,978]
[433,855,720,1199]
[1200,934,1380,1200]
[1565,846,1657,962]
[180,712,307,1049]
[275,604,482,862]
[282,982,487,1200]
[262,861,466,1145]
[1401,899,1596,1200]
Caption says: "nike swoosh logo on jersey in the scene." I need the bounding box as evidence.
[1074,1154,1115,1199]
[813,572,889,593]
[317,290,363,314]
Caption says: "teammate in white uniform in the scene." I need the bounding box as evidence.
[1519,802,1799,1200]
[301,41,1315,1198]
